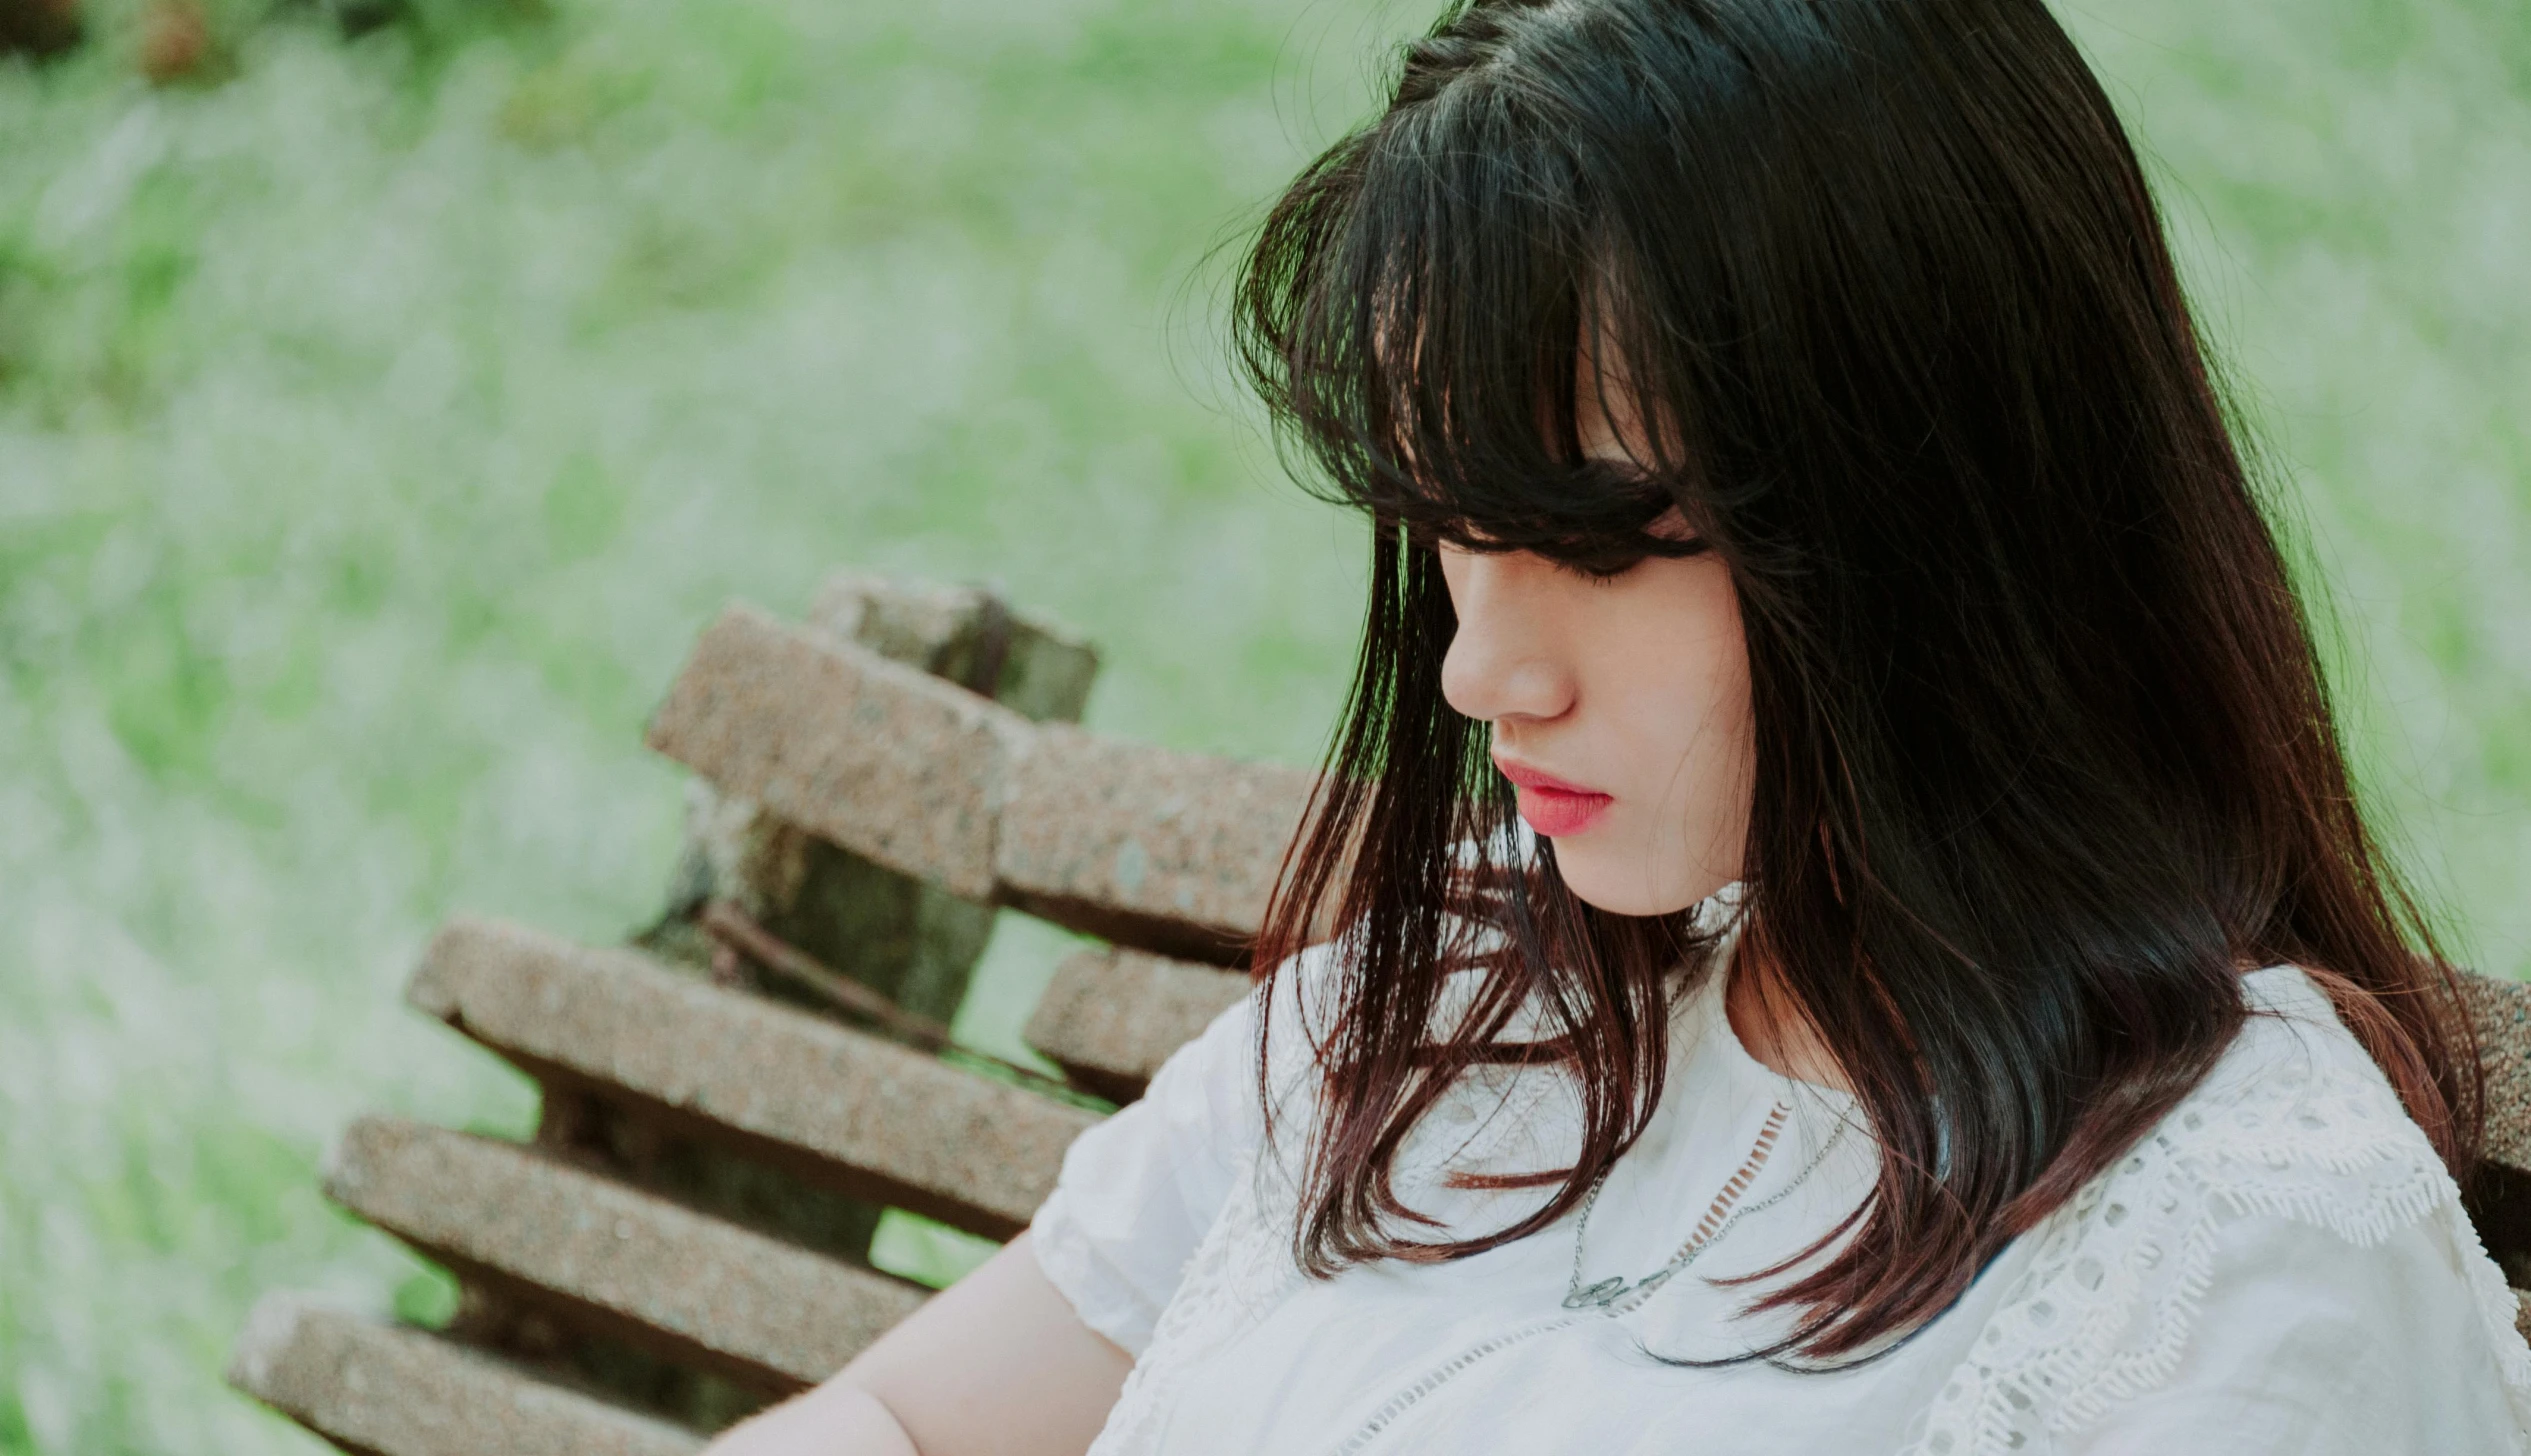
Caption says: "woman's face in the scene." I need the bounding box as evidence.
[1434,376,1754,918]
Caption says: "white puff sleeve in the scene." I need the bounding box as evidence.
[1028,984,1267,1357]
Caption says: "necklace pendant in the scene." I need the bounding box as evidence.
[1563,1277,1628,1311]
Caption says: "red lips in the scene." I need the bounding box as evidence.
[1493,755,1614,837]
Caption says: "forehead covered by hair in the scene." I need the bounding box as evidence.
[1240,14,1714,573]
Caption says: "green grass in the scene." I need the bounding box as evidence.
[0,0,2524,1449]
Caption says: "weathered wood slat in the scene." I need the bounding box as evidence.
[645,606,1322,964]
[806,572,1099,724]
[2459,971,2531,1174]
[646,605,1027,902]
[994,726,1317,964]
[410,918,1098,1240]
[326,1116,926,1390]
[1024,947,1250,1103]
[228,1295,701,1456]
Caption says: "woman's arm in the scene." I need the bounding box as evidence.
[703,1232,1133,1456]
[719,974,1275,1455]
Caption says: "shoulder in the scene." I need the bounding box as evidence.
[2161,966,2461,1235]
[1906,966,2531,1456]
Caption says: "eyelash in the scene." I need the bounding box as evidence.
[1555,557,1635,586]
[1412,523,1704,581]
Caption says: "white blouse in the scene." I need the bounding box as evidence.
[1030,940,2531,1455]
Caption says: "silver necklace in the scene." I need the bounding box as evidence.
[1563,1100,1850,1313]
[1333,1096,1849,1455]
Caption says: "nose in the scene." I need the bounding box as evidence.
[1439,551,1576,726]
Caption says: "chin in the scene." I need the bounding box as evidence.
[1554,846,1738,919]
[1554,859,1702,918]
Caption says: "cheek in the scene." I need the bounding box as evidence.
[1651,584,1749,807]
[1577,559,1753,899]
[1609,557,1748,752]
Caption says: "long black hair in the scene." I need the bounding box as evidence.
[1240,0,2478,1360]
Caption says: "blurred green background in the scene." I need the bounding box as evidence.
[0,0,2524,1448]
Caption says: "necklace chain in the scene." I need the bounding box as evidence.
[1563,1100,1850,1314]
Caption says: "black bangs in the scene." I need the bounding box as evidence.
[1234,38,1706,576]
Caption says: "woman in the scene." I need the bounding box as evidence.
[713,0,2531,1450]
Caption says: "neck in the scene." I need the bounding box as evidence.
[1723,933,1855,1095]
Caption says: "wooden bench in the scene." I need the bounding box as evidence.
[228,575,2531,1453]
